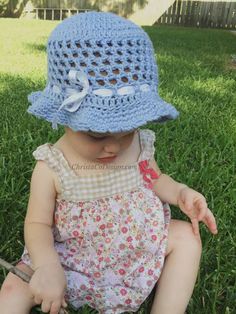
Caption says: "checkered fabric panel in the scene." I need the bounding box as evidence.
[32,129,156,201]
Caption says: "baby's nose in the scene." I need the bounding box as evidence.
[104,139,121,154]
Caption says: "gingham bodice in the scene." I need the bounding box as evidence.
[32,128,156,202]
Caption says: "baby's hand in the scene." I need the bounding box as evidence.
[29,261,67,314]
[177,186,218,236]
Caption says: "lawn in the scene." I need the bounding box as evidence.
[0,18,236,314]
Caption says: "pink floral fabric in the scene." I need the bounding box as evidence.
[21,129,171,314]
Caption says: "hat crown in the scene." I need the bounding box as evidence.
[47,11,157,93]
[27,12,179,133]
[49,12,146,41]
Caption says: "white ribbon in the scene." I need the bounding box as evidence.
[140,84,150,92]
[117,86,135,96]
[51,72,151,130]
[52,69,89,129]
[93,88,113,97]
[58,69,90,112]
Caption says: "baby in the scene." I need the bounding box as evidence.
[0,12,217,314]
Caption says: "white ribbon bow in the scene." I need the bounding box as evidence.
[59,69,90,112]
[52,69,89,129]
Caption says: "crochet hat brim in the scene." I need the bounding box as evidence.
[27,89,179,133]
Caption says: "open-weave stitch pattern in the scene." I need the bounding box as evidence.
[48,16,156,91]
[27,12,179,132]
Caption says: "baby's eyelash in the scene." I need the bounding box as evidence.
[89,132,132,140]
[89,135,107,140]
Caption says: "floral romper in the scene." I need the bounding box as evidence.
[21,128,171,314]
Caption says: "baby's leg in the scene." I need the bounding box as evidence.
[151,219,202,314]
[0,263,37,314]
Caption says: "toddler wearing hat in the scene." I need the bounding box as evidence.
[0,12,217,314]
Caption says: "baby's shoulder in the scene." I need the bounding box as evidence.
[31,160,57,196]
[31,143,62,195]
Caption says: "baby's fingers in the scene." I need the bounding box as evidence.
[41,299,52,313]
[33,295,42,305]
[50,300,62,314]
[196,198,208,221]
[202,209,218,234]
[62,298,68,308]
[191,217,200,236]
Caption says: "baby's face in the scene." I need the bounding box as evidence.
[64,127,136,163]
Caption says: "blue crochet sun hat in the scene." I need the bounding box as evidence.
[27,11,179,133]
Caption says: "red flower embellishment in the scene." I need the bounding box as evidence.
[138,160,159,189]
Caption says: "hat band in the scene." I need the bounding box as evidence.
[53,82,151,98]
[51,69,151,130]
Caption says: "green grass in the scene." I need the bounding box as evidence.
[0,18,236,314]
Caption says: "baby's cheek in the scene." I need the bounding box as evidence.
[121,134,134,149]
[87,146,103,159]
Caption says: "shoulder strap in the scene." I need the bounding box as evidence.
[138,129,156,161]
[32,143,63,174]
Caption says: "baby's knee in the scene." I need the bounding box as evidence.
[170,220,202,254]
[1,276,19,298]
[0,273,29,299]
[0,273,35,314]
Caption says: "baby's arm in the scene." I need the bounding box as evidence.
[149,158,217,236]
[149,158,186,205]
[24,160,67,313]
[25,161,59,267]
